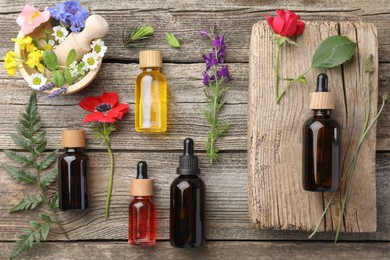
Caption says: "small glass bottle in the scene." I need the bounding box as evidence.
[135,50,167,133]
[170,138,205,248]
[129,161,156,246]
[59,130,89,210]
[303,73,341,192]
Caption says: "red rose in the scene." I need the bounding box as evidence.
[79,92,129,123]
[265,10,305,37]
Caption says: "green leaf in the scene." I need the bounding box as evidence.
[3,150,34,166]
[2,163,37,184]
[122,26,154,47]
[311,35,356,68]
[39,168,58,188]
[43,50,58,71]
[64,69,73,85]
[10,222,50,259]
[165,33,181,48]
[49,192,59,211]
[65,49,76,66]
[52,70,65,87]
[10,194,43,213]
[77,62,86,75]
[16,124,30,140]
[32,131,46,145]
[10,133,32,152]
[36,140,47,154]
[39,213,52,224]
[38,150,58,170]
[25,92,37,117]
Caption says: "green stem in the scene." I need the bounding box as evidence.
[277,68,311,103]
[104,124,114,220]
[275,43,281,104]
[208,87,219,165]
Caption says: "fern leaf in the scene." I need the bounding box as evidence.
[32,131,46,146]
[36,141,47,154]
[25,92,37,117]
[38,150,58,170]
[15,124,31,140]
[10,134,32,152]
[39,168,58,188]
[3,150,34,166]
[49,192,59,211]
[2,164,37,184]
[10,194,43,213]
[10,221,50,260]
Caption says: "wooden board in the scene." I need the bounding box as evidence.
[1,241,389,259]
[247,21,378,232]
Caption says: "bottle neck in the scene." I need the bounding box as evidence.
[313,110,331,118]
[141,67,161,72]
[65,148,84,152]
[132,196,153,200]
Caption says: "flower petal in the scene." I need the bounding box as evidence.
[272,10,285,35]
[79,96,101,112]
[100,92,119,107]
[295,20,305,36]
[82,112,106,123]
[106,103,129,119]
[264,14,274,27]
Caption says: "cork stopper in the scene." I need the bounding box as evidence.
[139,50,162,68]
[309,73,335,110]
[130,161,154,196]
[61,130,85,148]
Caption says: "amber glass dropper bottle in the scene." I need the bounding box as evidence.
[135,50,167,133]
[129,161,156,246]
[303,73,341,192]
[170,138,205,248]
[59,130,89,210]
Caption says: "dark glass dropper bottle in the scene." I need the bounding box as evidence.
[59,130,89,210]
[170,138,205,248]
[303,73,341,192]
[129,161,156,246]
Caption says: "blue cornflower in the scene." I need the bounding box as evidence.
[49,0,89,32]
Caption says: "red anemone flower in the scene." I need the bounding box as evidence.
[79,92,129,123]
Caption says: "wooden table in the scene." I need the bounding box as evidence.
[0,0,389,259]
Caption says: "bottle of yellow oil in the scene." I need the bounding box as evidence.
[135,50,167,132]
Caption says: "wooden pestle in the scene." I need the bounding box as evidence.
[54,15,109,66]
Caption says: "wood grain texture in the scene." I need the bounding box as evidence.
[247,21,378,232]
[0,62,389,151]
[1,1,390,62]
[1,152,389,241]
[1,241,389,260]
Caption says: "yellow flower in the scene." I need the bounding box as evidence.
[26,43,37,53]
[11,36,33,51]
[25,49,44,72]
[4,51,19,76]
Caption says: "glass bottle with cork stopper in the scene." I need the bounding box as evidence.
[59,130,89,210]
[135,50,167,133]
[129,161,156,246]
[303,73,341,192]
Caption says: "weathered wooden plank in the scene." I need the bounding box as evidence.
[1,241,389,259]
[248,21,378,232]
[0,62,389,151]
[1,152,389,241]
[1,1,390,62]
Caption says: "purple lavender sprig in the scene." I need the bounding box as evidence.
[200,29,232,165]
[48,0,89,32]
[48,87,67,98]
[39,82,55,91]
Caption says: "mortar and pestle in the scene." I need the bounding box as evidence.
[14,14,109,95]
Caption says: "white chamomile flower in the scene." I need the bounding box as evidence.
[52,26,69,43]
[91,39,107,57]
[68,61,79,77]
[27,73,47,90]
[82,52,100,70]
[39,39,56,50]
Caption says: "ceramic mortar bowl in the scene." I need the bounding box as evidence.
[14,21,102,95]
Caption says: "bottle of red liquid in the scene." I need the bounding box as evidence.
[128,161,156,246]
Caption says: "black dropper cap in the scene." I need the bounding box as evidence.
[316,73,329,92]
[136,161,148,179]
[177,138,200,175]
